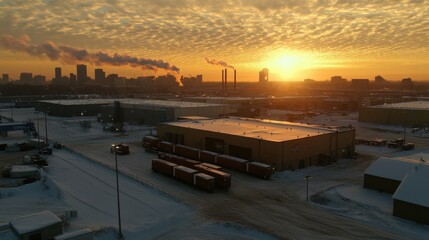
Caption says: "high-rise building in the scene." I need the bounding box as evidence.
[196,75,203,84]
[95,69,105,82]
[2,74,9,82]
[77,64,87,84]
[20,72,33,83]
[259,68,269,83]
[55,67,61,81]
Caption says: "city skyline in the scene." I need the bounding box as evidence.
[0,0,428,82]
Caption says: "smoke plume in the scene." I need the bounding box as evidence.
[0,34,181,76]
[205,57,234,69]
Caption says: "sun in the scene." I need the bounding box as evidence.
[262,50,319,81]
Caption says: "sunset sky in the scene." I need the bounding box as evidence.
[0,0,428,82]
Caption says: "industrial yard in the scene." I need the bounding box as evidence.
[1,107,429,240]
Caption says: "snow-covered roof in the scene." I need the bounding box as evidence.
[163,117,344,142]
[369,101,429,110]
[10,210,62,235]
[393,164,429,208]
[54,229,92,240]
[195,173,214,180]
[39,98,223,108]
[10,165,39,174]
[363,157,424,181]
[175,166,198,174]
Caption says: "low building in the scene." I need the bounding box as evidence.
[10,165,39,179]
[363,157,418,194]
[54,229,93,240]
[36,99,113,117]
[100,99,229,124]
[157,117,355,170]
[36,99,229,124]
[359,101,429,126]
[393,164,429,224]
[10,210,63,240]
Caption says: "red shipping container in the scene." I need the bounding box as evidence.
[247,162,273,179]
[151,159,177,176]
[181,159,201,168]
[174,166,198,185]
[200,162,222,171]
[159,141,175,153]
[199,150,218,164]
[158,152,172,161]
[174,144,200,160]
[216,155,248,172]
[193,164,231,189]
[142,135,159,151]
[194,173,215,192]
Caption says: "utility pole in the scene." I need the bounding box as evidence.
[114,146,123,239]
[44,111,48,146]
[304,175,312,202]
[36,112,40,152]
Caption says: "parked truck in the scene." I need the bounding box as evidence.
[110,144,130,155]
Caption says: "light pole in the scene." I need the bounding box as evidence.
[114,145,123,239]
[304,175,312,202]
[35,112,41,152]
[44,111,48,146]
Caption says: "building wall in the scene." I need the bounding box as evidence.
[359,107,429,126]
[363,174,401,194]
[157,123,355,171]
[36,102,104,117]
[393,199,429,225]
[173,105,229,120]
[19,222,63,240]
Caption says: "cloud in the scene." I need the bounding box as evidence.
[0,0,427,65]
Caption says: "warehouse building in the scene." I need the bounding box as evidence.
[363,157,418,194]
[157,117,355,171]
[359,101,429,126]
[100,99,229,124]
[36,99,113,117]
[393,164,429,225]
[363,155,429,224]
[36,99,229,124]
[10,210,63,240]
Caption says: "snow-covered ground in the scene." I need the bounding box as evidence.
[1,108,429,239]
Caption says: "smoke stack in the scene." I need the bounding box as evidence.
[222,69,224,91]
[225,68,228,93]
[234,69,236,91]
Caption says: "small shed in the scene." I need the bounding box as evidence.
[10,210,63,240]
[393,164,429,225]
[10,165,40,179]
[54,229,93,240]
[363,157,419,194]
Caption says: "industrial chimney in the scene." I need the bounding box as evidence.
[222,69,224,91]
[234,69,236,91]
[225,68,228,94]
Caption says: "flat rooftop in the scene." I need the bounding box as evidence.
[10,210,62,235]
[39,99,223,108]
[369,101,429,110]
[164,117,345,142]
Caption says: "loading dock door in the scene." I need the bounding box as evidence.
[205,137,224,154]
[229,145,252,160]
